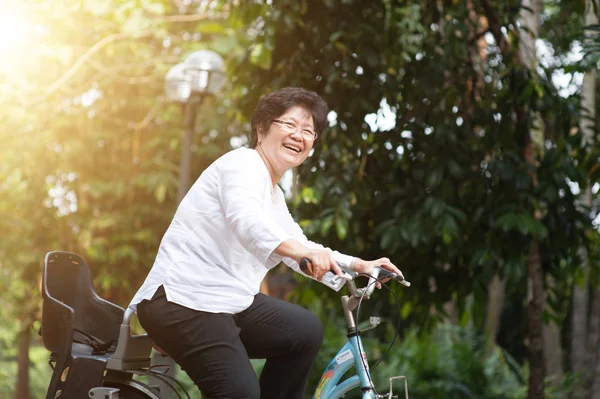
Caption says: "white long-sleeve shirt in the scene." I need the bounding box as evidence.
[129,147,355,314]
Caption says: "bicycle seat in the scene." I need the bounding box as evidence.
[41,251,125,398]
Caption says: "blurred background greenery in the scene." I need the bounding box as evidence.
[0,0,599,398]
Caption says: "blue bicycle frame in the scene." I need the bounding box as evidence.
[311,267,410,399]
[313,334,376,399]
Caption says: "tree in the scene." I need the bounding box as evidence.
[0,1,236,396]
[1,0,596,396]
[228,1,595,396]
[579,1,600,396]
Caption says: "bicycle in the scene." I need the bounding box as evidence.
[40,251,410,399]
[298,258,411,399]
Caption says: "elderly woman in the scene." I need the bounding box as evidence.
[129,87,402,399]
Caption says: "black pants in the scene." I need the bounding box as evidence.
[137,286,323,399]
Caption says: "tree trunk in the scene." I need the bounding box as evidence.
[518,1,547,398]
[15,326,30,399]
[467,0,507,357]
[484,273,506,355]
[527,241,545,399]
[442,300,458,324]
[583,1,599,397]
[589,288,600,399]
[579,1,599,397]
[544,273,564,385]
[573,225,591,398]
[543,311,563,386]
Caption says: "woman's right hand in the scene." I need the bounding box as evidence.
[274,239,344,281]
[298,248,344,281]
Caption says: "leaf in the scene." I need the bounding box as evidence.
[155,183,167,203]
[142,0,165,15]
[211,35,239,54]
[494,212,548,239]
[401,302,412,319]
[445,205,467,222]
[250,43,272,70]
[336,217,348,240]
[329,31,344,42]
[447,160,463,179]
[441,214,459,244]
[381,227,397,249]
[195,21,227,34]
[426,168,444,188]
[442,229,453,244]
[320,215,334,236]
[301,187,319,204]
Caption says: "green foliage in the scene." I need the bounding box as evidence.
[229,0,597,336]
[0,0,597,396]
[298,291,527,399]
[378,322,583,399]
[229,2,599,397]
[1,0,238,393]
[299,305,578,399]
[1,0,239,310]
[372,324,524,399]
[0,325,51,398]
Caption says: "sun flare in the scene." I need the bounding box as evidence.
[0,9,32,50]
[0,4,35,76]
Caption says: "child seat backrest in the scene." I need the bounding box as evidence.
[41,251,124,354]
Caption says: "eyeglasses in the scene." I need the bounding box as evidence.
[272,119,318,141]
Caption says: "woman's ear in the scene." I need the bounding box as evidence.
[257,125,265,143]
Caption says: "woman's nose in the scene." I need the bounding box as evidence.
[289,129,303,141]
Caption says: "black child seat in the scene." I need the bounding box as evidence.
[41,251,155,399]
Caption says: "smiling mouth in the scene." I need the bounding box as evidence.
[283,144,302,153]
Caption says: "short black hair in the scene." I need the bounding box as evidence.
[250,87,329,148]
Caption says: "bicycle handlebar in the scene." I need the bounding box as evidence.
[299,258,411,298]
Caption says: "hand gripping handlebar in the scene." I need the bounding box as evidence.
[299,258,410,298]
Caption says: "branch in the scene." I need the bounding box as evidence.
[86,58,181,85]
[133,100,165,131]
[468,28,490,45]
[146,1,230,23]
[171,0,185,9]
[95,73,156,85]
[43,31,154,99]
[153,12,229,22]
[87,55,183,74]
[478,0,509,53]
[93,99,165,131]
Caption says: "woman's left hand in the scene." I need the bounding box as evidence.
[353,257,403,288]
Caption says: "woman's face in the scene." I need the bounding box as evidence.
[257,105,315,174]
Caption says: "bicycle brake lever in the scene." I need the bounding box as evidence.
[378,269,411,287]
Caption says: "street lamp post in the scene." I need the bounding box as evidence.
[165,49,226,204]
[151,50,225,398]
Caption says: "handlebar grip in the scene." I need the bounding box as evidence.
[299,257,349,276]
[378,268,411,287]
[299,258,311,274]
